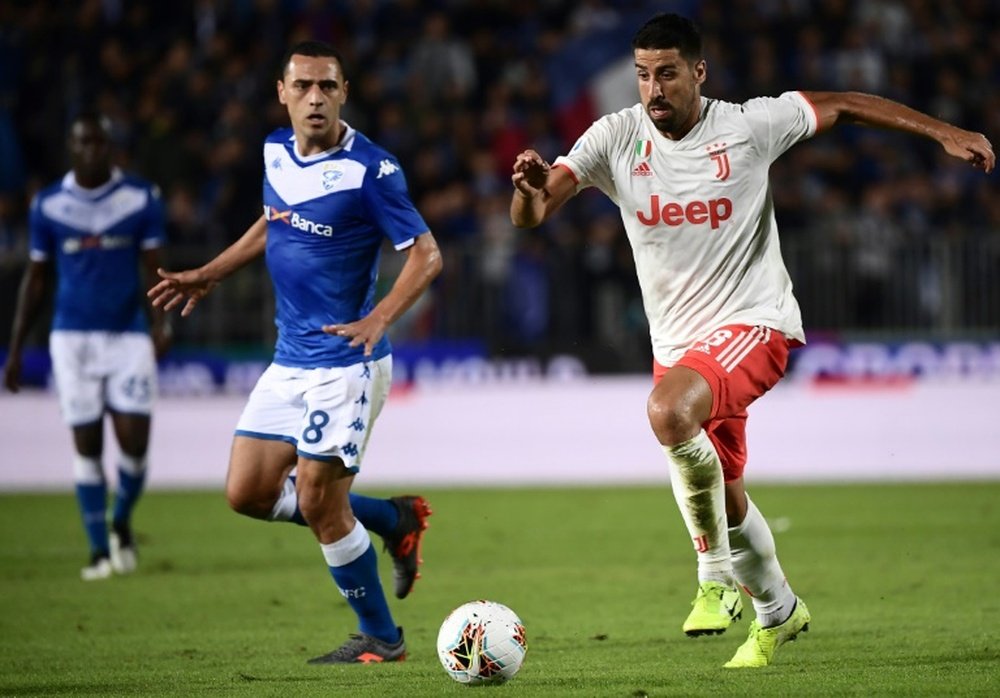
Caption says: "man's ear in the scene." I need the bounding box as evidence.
[693,59,707,87]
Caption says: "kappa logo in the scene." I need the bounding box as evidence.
[376,159,399,179]
[632,161,653,177]
[707,142,731,181]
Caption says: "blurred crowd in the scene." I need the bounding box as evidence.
[0,0,997,367]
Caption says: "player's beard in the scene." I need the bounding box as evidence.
[647,100,679,133]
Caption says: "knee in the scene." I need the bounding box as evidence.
[295,477,331,525]
[118,437,149,460]
[647,393,701,446]
[295,469,353,536]
[226,482,276,519]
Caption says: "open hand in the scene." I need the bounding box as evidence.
[322,314,389,357]
[148,268,218,317]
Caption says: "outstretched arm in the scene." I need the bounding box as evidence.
[803,91,995,173]
[3,261,49,392]
[510,149,578,228]
[148,214,267,316]
[322,232,443,356]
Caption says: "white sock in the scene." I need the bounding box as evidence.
[73,454,103,484]
[320,519,370,567]
[267,477,298,522]
[663,430,733,585]
[117,453,147,475]
[728,495,796,627]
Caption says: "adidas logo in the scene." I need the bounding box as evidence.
[632,161,653,177]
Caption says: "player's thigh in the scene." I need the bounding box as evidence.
[296,355,392,472]
[230,364,302,502]
[109,411,151,457]
[49,331,104,426]
[105,333,157,418]
[227,434,297,500]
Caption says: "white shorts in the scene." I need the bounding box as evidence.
[234,356,392,472]
[49,330,157,426]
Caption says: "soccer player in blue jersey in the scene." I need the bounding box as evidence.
[149,41,442,664]
[4,111,170,581]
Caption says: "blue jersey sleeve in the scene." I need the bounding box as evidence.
[360,156,430,249]
[141,185,167,249]
[28,195,53,261]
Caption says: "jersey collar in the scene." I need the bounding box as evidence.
[288,122,356,163]
[63,167,123,199]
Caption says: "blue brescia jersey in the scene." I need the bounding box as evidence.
[29,168,166,332]
[262,124,429,368]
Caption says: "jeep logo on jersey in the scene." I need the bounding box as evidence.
[263,205,333,237]
[636,195,733,229]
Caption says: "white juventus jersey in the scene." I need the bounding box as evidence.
[555,91,818,365]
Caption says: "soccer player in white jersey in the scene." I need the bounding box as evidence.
[148,41,442,665]
[511,13,994,668]
[4,111,170,581]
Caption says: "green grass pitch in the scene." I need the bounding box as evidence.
[1,483,998,696]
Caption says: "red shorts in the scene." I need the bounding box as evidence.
[653,325,795,482]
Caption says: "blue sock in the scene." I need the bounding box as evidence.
[75,482,109,555]
[328,544,399,643]
[349,494,399,537]
[111,468,146,528]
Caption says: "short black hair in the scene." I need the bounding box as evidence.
[279,40,346,79]
[631,13,702,62]
[69,108,110,136]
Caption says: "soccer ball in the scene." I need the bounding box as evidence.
[436,600,527,685]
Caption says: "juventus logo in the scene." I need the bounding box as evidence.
[693,535,710,553]
[707,143,731,181]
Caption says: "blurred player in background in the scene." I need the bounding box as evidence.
[3,111,170,580]
[149,41,441,664]
[511,13,994,669]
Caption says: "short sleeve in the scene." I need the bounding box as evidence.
[553,115,617,198]
[360,156,430,250]
[741,91,819,163]
[28,195,52,262]
[141,185,167,249]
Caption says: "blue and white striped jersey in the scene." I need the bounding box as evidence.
[29,169,165,332]
[262,124,429,368]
